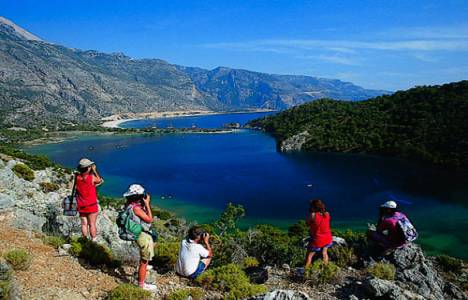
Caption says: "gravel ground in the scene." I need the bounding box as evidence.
[0,217,119,300]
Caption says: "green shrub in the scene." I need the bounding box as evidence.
[40,182,60,193]
[0,263,12,299]
[332,229,367,245]
[367,262,396,280]
[242,256,260,268]
[153,241,180,271]
[0,279,11,299]
[304,261,339,285]
[328,246,357,267]
[42,235,66,249]
[69,237,121,268]
[245,224,305,267]
[437,255,463,274]
[152,208,173,221]
[166,288,204,300]
[196,263,266,299]
[4,249,32,271]
[12,163,35,181]
[69,238,83,256]
[0,145,55,170]
[98,194,125,209]
[288,220,309,238]
[106,284,152,300]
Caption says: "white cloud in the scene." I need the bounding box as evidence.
[298,54,360,66]
[203,38,468,52]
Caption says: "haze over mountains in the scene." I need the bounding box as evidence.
[0,17,388,127]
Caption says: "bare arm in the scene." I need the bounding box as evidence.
[203,233,213,257]
[91,165,103,186]
[133,194,153,223]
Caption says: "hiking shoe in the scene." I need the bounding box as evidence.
[296,267,305,276]
[141,283,158,292]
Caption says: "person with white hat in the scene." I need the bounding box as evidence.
[75,158,103,241]
[367,200,415,255]
[122,184,157,292]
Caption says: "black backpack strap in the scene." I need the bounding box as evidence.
[69,173,78,209]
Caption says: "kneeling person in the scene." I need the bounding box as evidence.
[176,226,212,279]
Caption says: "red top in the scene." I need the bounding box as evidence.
[307,212,333,248]
[75,173,98,214]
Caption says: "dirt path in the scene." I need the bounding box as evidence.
[0,219,119,300]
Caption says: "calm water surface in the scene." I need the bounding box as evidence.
[25,112,468,258]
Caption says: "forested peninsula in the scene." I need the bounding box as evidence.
[248,81,468,168]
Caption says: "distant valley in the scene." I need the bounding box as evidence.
[0,17,388,128]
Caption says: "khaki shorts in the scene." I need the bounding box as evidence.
[136,232,154,261]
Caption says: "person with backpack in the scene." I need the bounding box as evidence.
[75,158,103,241]
[367,200,417,255]
[120,184,157,291]
[175,226,212,279]
[305,199,333,267]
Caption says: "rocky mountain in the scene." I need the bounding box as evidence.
[0,17,388,127]
[179,66,387,109]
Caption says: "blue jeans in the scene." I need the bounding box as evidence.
[189,261,206,279]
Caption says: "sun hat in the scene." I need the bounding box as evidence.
[78,158,95,168]
[123,184,145,197]
[381,200,397,209]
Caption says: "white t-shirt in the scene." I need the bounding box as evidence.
[175,239,210,276]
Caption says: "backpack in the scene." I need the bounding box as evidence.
[396,215,418,242]
[116,205,143,241]
[62,173,78,216]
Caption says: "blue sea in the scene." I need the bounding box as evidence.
[25,112,468,258]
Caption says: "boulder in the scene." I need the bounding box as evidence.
[252,289,310,300]
[363,278,424,300]
[0,193,13,209]
[51,207,139,262]
[12,208,46,231]
[389,244,445,299]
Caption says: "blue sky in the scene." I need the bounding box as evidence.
[1,0,468,90]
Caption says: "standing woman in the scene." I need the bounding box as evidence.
[75,158,103,241]
[305,199,333,267]
[122,184,157,291]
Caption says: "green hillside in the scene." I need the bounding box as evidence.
[249,81,468,168]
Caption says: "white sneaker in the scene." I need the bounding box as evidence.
[140,283,158,292]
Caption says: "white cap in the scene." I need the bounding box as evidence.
[381,200,397,209]
[78,158,95,168]
[123,184,145,197]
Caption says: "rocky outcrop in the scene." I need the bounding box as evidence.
[360,244,466,300]
[390,244,446,299]
[363,278,425,300]
[0,261,21,300]
[0,158,137,261]
[279,131,310,152]
[251,289,310,300]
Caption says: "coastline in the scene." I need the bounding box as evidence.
[101,109,275,128]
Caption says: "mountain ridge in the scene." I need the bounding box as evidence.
[0,16,388,127]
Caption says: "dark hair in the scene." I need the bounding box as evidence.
[77,166,90,174]
[188,226,205,241]
[379,206,397,218]
[309,199,327,215]
[125,194,145,204]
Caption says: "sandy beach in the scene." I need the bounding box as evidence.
[101,109,274,128]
